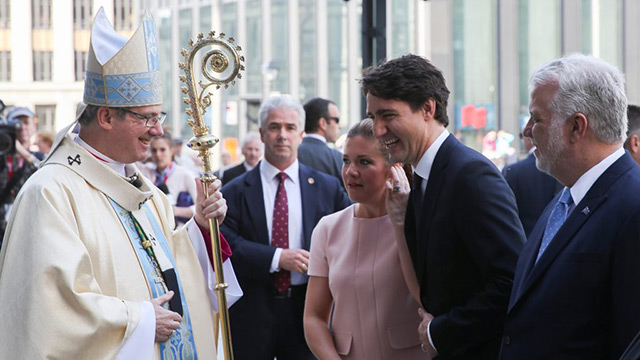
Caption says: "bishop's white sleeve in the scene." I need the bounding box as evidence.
[186,218,243,312]
[116,301,155,360]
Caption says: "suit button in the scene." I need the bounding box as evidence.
[503,336,511,345]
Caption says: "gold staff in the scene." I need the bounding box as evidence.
[179,31,244,360]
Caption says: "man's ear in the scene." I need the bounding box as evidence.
[421,99,437,121]
[568,112,588,143]
[318,117,328,132]
[630,134,640,154]
[96,107,117,130]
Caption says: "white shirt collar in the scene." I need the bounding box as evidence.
[413,129,450,181]
[260,158,300,184]
[74,135,126,176]
[303,133,327,143]
[243,161,257,172]
[569,147,625,205]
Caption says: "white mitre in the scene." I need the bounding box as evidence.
[83,7,162,108]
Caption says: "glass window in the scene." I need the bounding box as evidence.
[157,9,173,133]
[33,51,52,81]
[32,0,52,29]
[388,0,415,58]
[114,0,134,31]
[0,0,10,28]
[221,1,238,97]
[178,8,192,140]
[74,50,87,81]
[453,0,498,152]
[518,0,561,129]
[271,0,289,94]
[0,51,10,82]
[245,0,262,95]
[327,0,349,123]
[73,0,92,30]
[581,0,623,70]
[299,0,316,102]
[35,104,55,132]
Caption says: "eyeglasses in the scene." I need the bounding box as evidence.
[122,108,167,128]
[326,116,340,124]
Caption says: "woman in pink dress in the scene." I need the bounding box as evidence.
[304,119,423,359]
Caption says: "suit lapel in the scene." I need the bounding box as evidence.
[415,134,455,284]
[510,153,635,310]
[299,164,317,250]
[244,167,269,245]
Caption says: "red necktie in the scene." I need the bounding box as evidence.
[272,172,290,293]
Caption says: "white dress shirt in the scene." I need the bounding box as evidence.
[567,147,625,212]
[260,159,306,285]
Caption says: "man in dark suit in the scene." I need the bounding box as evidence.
[298,97,344,187]
[218,131,262,185]
[623,104,640,166]
[503,135,560,236]
[220,95,350,360]
[362,54,525,359]
[499,54,640,359]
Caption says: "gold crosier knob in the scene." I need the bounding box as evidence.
[179,31,244,360]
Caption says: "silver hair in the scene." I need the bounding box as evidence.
[242,131,262,147]
[529,53,627,144]
[258,95,305,130]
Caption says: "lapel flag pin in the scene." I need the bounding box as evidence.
[308,177,315,185]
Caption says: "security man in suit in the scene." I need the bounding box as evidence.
[220,95,350,359]
[298,97,344,187]
[500,54,640,359]
[362,54,525,359]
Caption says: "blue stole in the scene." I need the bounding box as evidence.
[110,199,198,359]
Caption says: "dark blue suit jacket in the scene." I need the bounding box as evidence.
[297,137,344,188]
[219,162,247,185]
[503,153,561,237]
[500,152,640,360]
[220,162,350,356]
[405,134,525,359]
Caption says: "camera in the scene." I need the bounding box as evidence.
[0,100,21,156]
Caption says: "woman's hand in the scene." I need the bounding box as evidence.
[385,164,411,226]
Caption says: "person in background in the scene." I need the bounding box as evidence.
[0,107,44,244]
[149,132,198,227]
[220,95,350,359]
[219,131,262,185]
[299,97,344,187]
[36,130,55,155]
[623,104,640,165]
[503,133,561,237]
[304,118,423,359]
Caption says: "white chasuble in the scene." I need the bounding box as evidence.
[0,134,238,359]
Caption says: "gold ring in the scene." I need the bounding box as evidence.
[301,263,307,272]
[421,343,428,353]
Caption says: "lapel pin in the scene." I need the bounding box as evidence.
[581,207,590,215]
[308,177,315,185]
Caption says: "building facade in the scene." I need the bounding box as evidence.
[1,0,639,165]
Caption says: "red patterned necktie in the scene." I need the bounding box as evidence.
[272,172,290,293]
